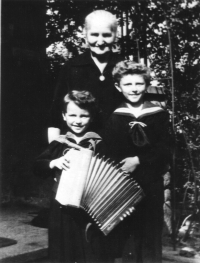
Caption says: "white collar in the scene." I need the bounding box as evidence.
[114,101,164,119]
[55,131,102,144]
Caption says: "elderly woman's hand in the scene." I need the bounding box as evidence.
[120,156,140,174]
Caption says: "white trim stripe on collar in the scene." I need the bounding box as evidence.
[114,106,164,119]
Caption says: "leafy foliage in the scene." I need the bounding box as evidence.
[46,0,200,209]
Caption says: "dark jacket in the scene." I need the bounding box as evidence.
[49,51,123,131]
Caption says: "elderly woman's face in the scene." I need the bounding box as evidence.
[86,19,116,56]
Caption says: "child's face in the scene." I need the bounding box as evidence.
[86,19,116,56]
[115,74,146,106]
[62,101,92,136]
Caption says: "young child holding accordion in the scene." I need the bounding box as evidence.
[33,90,110,263]
[101,61,170,263]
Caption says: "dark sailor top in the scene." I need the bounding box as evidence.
[33,131,103,192]
[101,101,170,193]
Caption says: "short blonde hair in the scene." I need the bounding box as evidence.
[84,10,118,33]
[112,61,151,85]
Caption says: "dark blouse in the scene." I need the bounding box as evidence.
[101,101,170,193]
[49,51,123,131]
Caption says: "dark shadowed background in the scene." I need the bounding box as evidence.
[1,0,199,215]
[1,0,53,203]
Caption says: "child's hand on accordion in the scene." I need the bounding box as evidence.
[120,156,140,174]
[49,156,70,171]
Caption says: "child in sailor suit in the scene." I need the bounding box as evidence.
[101,61,170,263]
[33,91,108,263]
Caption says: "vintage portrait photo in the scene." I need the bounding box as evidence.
[1,0,200,262]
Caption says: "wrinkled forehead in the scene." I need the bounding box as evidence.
[87,20,115,32]
[85,15,117,33]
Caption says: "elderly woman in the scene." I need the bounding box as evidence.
[46,10,124,263]
[48,10,123,143]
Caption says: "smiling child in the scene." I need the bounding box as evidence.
[33,90,107,263]
[102,61,170,263]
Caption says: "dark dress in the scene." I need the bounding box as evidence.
[33,132,109,263]
[100,101,170,263]
[49,51,123,132]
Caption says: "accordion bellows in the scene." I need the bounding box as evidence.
[56,148,144,235]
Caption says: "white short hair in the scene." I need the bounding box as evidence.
[84,10,118,33]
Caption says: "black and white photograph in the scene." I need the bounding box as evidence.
[1,0,200,262]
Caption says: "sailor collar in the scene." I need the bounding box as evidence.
[55,131,102,144]
[114,101,164,119]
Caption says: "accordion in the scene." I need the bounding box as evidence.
[56,148,145,235]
